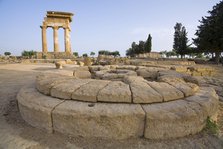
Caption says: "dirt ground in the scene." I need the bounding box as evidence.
[0,63,223,149]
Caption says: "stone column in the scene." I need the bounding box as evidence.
[53,26,59,52]
[41,26,47,53]
[64,28,71,53]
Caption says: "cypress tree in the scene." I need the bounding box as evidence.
[144,34,152,53]
[173,23,189,58]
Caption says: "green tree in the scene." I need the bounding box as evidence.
[138,41,145,54]
[126,34,152,57]
[82,53,88,57]
[126,42,136,57]
[90,52,95,57]
[173,23,181,55]
[131,42,137,53]
[144,34,152,53]
[159,50,167,58]
[4,52,11,56]
[110,51,120,57]
[98,50,120,56]
[173,23,190,58]
[73,52,79,57]
[126,48,132,57]
[98,50,110,55]
[193,1,223,63]
[166,51,176,58]
[21,50,36,58]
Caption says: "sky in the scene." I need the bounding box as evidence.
[0,0,221,56]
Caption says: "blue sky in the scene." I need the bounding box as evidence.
[0,0,220,56]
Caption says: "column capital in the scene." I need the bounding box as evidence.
[64,27,71,32]
[53,26,59,30]
[40,25,47,29]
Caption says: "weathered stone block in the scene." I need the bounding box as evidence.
[97,81,132,103]
[187,82,199,93]
[168,82,195,96]
[116,65,137,71]
[99,70,137,81]
[51,79,92,99]
[73,70,91,79]
[147,82,184,101]
[192,71,202,76]
[17,86,63,133]
[142,88,219,139]
[170,66,187,72]
[36,74,70,95]
[83,57,92,66]
[143,100,203,139]
[124,76,163,103]
[136,69,158,80]
[122,76,144,84]
[73,66,89,71]
[182,75,199,85]
[52,100,145,139]
[89,65,110,72]
[201,71,211,76]
[78,61,84,66]
[72,80,110,102]
[94,70,106,79]
[185,87,219,121]
[165,80,198,96]
[55,61,66,69]
[65,59,73,64]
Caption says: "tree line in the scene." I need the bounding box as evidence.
[74,50,120,57]
[171,1,223,63]
[193,0,223,63]
[126,1,223,63]
[126,34,152,57]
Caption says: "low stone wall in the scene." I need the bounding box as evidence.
[171,66,215,76]
[130,59,196,66]
[36,52,74,59]
[136,52,161,59]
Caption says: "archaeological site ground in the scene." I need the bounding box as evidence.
[1,5,223,149]
[1,57,223,148]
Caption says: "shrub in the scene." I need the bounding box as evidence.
[204,117,219,134]
[4,52,11,56]
[84,57,92,66]
[82,53,88,57]
[73,52,79,57]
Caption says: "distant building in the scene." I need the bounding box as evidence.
[136,52,161,59]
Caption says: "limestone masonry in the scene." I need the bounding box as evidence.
[39,11,74,59]
[17,65,219,140]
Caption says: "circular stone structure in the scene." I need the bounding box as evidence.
[17,65,219,140]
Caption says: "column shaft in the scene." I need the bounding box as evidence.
[64,28,71,53]
[41,26,47,53]
[53,26,59,52]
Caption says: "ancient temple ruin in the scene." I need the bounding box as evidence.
[38,11,74,59]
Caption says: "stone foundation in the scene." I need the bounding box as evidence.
[17,85,218,140]
[36,52,74,59]
[17,66,219,140]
